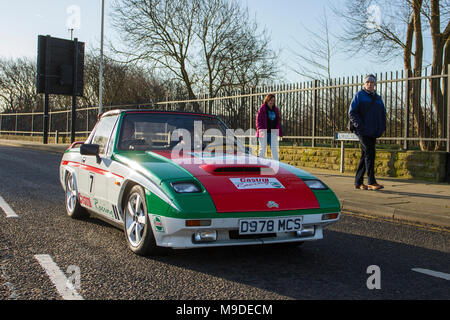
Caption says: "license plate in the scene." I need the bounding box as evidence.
[239,216,303,235]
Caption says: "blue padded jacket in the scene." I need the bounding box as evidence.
[348,89,386,138]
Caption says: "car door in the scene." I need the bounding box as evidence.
[78,115,119,220]
[96,115,123,222]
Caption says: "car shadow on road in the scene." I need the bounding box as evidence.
[145,227,449,299]
[73,211,449,299]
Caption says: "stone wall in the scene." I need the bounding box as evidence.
[278,147,449,182]
[1,135,448,182]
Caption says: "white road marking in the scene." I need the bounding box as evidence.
[412,268,450,281]
[34,254,84,300]
[0,195,18,218]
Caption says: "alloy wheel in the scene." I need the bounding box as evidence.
[66,173,77,213]
[125,192,147,247]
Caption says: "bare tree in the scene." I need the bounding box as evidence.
[288,8,344,135]
[427,0,450,146]
[332,0,450,150]
[111,0,278,112]
[0,53,168,131]
[0,57,40,113]
[83,52,167,107]
[333,0,414,61]
[289,8,338,81]
[221,17,278,89]
[111,0,200,104]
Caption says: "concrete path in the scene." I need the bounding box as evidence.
[307,168,450,229]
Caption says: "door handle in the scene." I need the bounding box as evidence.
[81,157,86,163]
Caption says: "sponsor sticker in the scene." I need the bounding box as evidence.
[153,216,164,232]
[79,194,92,208]
[93,198,114,219]
[230,177,285,190]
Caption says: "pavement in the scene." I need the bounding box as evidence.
[1,138,449,229]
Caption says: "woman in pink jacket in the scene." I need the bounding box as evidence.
[256,94,283,160]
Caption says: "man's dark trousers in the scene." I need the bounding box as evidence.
[355,135,377,186]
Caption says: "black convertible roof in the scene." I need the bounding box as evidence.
[100,109,216,118]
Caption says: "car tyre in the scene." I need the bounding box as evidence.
[123,185,167,256]
[65,172,89,219]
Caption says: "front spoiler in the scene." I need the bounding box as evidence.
[149,213,340,249]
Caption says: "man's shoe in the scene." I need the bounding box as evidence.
[368,183,384,190]
[355,184,368,190]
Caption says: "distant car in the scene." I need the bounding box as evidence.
[60,109,340,255]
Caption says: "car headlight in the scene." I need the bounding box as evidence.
[171,182,201,193]
[303,179,328,190]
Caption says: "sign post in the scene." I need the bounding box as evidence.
[43,35,50,144]
[334,132,359,173]
[99,0,105,116]
[36,35,84,144]
[71,38,79,143]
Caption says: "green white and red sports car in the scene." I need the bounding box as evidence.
[60,110,340,255]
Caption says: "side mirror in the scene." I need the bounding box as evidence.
[80,144,99,156]
[80,144,101,164]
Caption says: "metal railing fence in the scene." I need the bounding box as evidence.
[1,68,449,150]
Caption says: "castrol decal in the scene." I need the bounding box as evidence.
[230,177,285,190]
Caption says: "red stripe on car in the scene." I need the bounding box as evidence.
[62,161,124,179]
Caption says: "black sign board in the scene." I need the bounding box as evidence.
[36,35,85,144]
[36,35,84,96]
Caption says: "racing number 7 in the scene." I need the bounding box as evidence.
[89,174,94,193]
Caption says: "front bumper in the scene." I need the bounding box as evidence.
[149,213,340,249]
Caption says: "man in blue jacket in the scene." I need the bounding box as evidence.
[348,74,386,190]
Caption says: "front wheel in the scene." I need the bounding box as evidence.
[123,185,166,256]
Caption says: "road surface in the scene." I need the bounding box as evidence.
[0,146,448,301]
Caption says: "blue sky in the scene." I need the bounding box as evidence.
[0,0,433,83]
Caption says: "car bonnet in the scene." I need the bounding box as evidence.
[150,150,320,213]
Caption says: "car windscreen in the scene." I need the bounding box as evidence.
[117,113,237,151]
